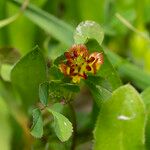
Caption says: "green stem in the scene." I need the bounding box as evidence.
[69,103,77,150]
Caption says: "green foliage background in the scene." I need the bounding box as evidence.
[0,0,150,150]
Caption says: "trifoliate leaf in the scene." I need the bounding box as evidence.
[47,108,73,142]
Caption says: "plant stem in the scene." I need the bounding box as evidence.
[69,103,77,150]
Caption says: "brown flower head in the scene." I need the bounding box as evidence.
[59,44,103,83]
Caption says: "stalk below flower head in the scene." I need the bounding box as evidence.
[59,44,103,83]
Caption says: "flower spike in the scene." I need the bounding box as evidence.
[59,44,103,83]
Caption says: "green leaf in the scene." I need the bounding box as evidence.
[48,81,79,102]
[94,84,146,150]
[48,81,63,101]
[61,83,80,93]
[86,75,112,91]
[0,64,12,81]
[0,47,20,81]
[30,108,43,138]
[50,103,64,113]
[39,82,49,106]
[10,0,74,46]
[11,47,47,110]
[47,108,73,142]
[141,87,150,149]
[74,20,104,45]
[49,81,62,92]
[141,87,150,106]
[49,65,63,80]
[54,54,66,66]
[0,47,20,65]
[85,80,112,107]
